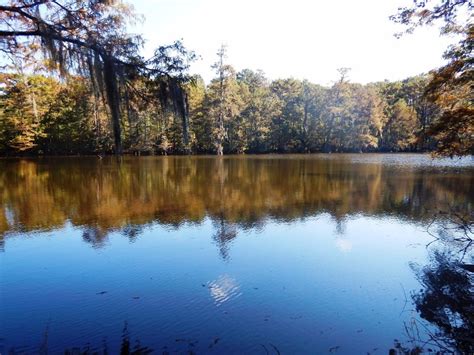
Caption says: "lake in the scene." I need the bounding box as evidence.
[1,154,473,354]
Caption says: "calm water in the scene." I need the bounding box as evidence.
[1,154,473,354]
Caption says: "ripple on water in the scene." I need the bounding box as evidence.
[207,274,242,306]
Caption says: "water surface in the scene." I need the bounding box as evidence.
[1,154,473,353]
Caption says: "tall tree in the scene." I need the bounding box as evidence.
[347,85,386,152]
[382,99,418,151]
[300,80,326,152]
[321,68,353,152]
[236,69,275,153]
[187,75,213,153]
[207,45,243,155]
[269,78,304,152]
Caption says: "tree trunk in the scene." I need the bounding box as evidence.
[103,55,122,155]
[216,110,225,155]
[302,101,309,152]
[181,92,190,153]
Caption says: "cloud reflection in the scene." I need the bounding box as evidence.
[208,274,241,306]
[335,238,353,253]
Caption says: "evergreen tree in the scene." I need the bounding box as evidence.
[206,45,244,155]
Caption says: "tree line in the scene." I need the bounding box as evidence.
[0,58,447,155]
[0,0,472,156]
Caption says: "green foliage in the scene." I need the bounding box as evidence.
[0,67,449,155]
[269,78,305,152]
[382,99,418,151]
[206,45,245,154]
[0,74,57,153]
[0,73,112,155]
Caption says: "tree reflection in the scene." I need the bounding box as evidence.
[119,322,153,355]
[213,216,238,260]
[411,251,473,353]
[0,156,472,247]
[9,320,228,354]
[82,226,109,248]
[122,224,145,243]
[398,213,474,354]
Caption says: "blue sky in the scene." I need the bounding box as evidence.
[130,0,459,85]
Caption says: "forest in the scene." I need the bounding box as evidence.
[0,65,443,155]
[0,0,472,156]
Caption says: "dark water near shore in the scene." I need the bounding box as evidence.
[1,154,473,354]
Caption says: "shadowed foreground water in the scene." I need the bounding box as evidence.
[1,154,473,354]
